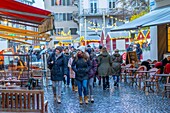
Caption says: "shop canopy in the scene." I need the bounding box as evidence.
[111,6,170,31]
[0,24,51,42]
[0,0,51,24]
[86,36,100,41]
[108,31,130,39]
[143,13,170,27]
[0,0,53,33]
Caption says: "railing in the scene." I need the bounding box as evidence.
[81,8,133,16]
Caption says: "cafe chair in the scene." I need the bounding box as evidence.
[120,63,126,82]
[135,66,147,89]
[162,77,170,98]
[122,64,133,83]
[143,68,161,93]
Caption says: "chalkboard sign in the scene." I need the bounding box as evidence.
[126,51,138,64]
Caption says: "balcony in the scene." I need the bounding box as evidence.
[81,8,133,17]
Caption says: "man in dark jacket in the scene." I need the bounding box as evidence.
[47,46,67,104]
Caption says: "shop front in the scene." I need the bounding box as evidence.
[111,0,170,61]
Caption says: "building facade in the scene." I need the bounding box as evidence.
[73,0,135,46]
[44,0,79,47]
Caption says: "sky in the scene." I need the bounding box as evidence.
[33,0,45,9]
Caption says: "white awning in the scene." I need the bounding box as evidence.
[111,6,170,31]
[143,14,170,26]
[108,31,130,38]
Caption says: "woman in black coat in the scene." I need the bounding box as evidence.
[72,46,91,104]
[47,46,67,104]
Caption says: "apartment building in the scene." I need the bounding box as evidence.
[73,0,130,45]
[44,0,78,47]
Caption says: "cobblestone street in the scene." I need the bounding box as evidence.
[44,80,170,113]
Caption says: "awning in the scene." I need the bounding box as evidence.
[86,36,100,41]
[111,6,170,31]
[143,14,170,27]
[0,0,53,34]
[0,0,51,24]
[108,31,130,39]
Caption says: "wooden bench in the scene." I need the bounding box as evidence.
[0,89,48,113]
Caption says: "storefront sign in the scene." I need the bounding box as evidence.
[150,0,170,11]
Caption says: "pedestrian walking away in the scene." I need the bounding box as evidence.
[97,47,112,90]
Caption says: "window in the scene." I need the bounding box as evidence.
[54,13,59,21]
[90,0,98,14]
[54,13,73,21]
[70,28,77,35]
[67,13,72,21]
[108,0,115,9]
[91,19,98,27]
[63,13,66,21]
[59,13,63,21]
[51,0,72,6]
[108,18,115,26]
[56,28,63,35]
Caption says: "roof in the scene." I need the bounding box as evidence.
[86,35,100,41]
[111,6,170,31]
[0,0,51,24]
[108,31,130,39]
[143,13,170,26]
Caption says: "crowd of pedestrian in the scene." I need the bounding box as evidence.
[47,45,124,105]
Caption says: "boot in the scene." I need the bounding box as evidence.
[90,95,94,103]
[75,86,78,92]
[106,82,110,89]
[79,96,83,105]
[72,85,75,91]
[98,80,101,86]
[54,94,57,101]
[103,83,106,90]
[57,96,61,104]
[84,96,88,104]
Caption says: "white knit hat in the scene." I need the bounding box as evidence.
[77,46,86,52]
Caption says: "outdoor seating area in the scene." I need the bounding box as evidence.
[120,61,170,98]
[0,53,49,112]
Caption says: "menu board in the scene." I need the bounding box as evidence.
[126,51,138,64]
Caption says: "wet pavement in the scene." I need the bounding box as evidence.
[44,79,170,113]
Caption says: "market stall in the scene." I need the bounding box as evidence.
[106,31,130,52]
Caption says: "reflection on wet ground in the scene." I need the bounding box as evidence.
[44,80,170,113]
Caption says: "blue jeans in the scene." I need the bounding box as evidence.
[113,75,119,83]
[77,80,88,97]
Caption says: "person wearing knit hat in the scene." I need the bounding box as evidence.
[55,46,63,53]
[47,46,68,104]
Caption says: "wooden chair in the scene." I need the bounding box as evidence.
[122,64,133,83]
[0,89,48,113]
[143,68,161,92]
[120,63,126,81]
[162,77,170,98]
[134,66,147,89]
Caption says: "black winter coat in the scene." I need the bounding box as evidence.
[47,53,68,81]
[72,58,91,81]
